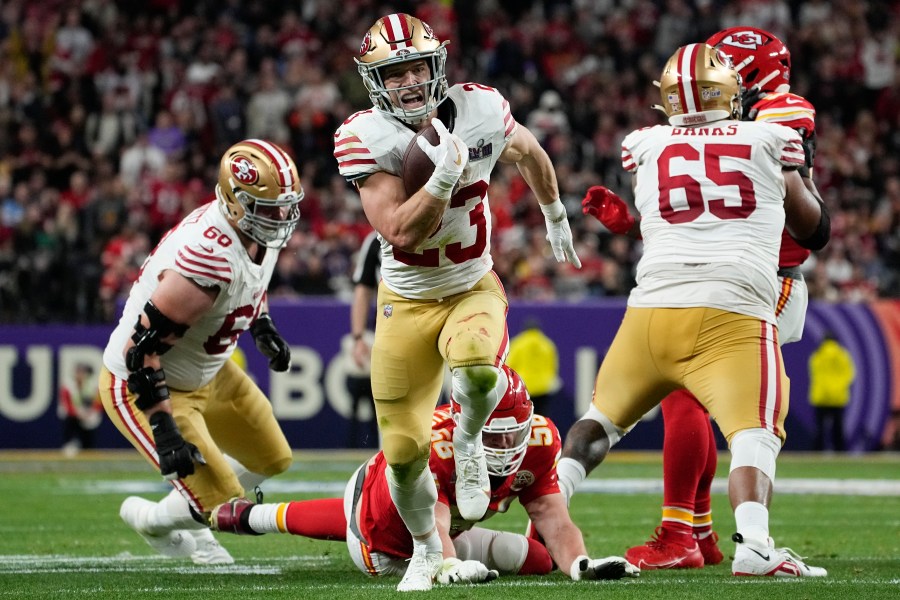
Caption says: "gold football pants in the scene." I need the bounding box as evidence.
[594,307,789,444]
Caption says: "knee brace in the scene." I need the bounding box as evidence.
[386,465,437,537]
[729,428,781,482]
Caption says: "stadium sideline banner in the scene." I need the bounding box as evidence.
[0,299,896,451]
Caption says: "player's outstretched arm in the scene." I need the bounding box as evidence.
[500,124,581,268]
[524,493,638,580]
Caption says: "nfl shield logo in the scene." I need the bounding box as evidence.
[383,304,393,318]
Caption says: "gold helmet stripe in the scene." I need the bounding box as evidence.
[244,139,295,193]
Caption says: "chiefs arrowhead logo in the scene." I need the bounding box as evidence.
[724,31,763,50]
[230,156,259,185]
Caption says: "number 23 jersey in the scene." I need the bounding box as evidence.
[623,120,804,323]
[334,83,517,299]
[103,201,275,390]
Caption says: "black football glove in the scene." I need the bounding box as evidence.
[741,84,766,121]
[250,313,291,372]
[798,129,817,178]
[149,411,206,481]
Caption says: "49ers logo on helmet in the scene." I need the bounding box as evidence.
[359,31,372,56]
[422,21,435,39]
[230,156,259,185]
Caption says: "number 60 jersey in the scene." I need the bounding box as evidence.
[103,201,274,390]
[334,83,517,300]
[623,120,804,324]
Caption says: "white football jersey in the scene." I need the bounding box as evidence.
[334,83,517,299]
[622,120,804,322]
[103,201,276,390]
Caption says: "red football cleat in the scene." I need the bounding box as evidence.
[696,531,724,566]
[625,526,704,570]
[209,498,261,535]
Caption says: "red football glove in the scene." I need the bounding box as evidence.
[581,186,635,235]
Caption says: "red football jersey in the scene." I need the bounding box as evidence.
[751,91,817,268]
[355,406,563,558]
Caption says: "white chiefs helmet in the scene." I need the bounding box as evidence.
[355,13,449,125]
[451,365,534,477]
[655,43,742,127]
[216,139,303,249]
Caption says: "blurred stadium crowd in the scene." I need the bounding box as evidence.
[0,0,897,323]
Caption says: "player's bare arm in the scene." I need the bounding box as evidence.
[359,171,447,252]
[434,501,457,560]
[499,124,559,205]
[783,168,830,250]
[524,493,587,574]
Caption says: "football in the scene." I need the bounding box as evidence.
[401,124,439,197]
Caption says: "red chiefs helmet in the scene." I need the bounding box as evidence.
[451,365,533,477]
[706,27,791,93]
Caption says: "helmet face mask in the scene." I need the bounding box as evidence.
[451,365,534,477]
[356,13,449,125]
[657,43,742,127]
[706,27,791,93]
[217,139,303,249]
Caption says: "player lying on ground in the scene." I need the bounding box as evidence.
[211,366,639,584]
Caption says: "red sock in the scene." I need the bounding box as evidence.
[284,498,347,540]
[660,390,711,537]
[518,537,553,575]
[693,416,718,537]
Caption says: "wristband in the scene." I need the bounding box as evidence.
[540,198,566,223]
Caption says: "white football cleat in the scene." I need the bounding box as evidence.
[453,430,490,521]
[190,528,234,565]
[119,496,197,558]
[732,534,827,577]
[397,544,442,592]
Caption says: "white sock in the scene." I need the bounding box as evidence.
[247,502,291,533]
[387,465,438,538]
[413,529,442,554]
[734,502,769,546]
[555,457,586,503]
[452,366,508,443]
[146,489,204,533]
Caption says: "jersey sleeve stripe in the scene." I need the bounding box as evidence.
[176,250,233,275]
[174,260,233,283]
[501,99,516,136]
[182,246,229,263]
[621,146,636,171]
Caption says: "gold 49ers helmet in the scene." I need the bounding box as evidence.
[655,43,742,127]
[216,139,303,249]
[356,13,449,125]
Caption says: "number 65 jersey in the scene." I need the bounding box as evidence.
[334,83,517,300]
[103,201,275,390]
[623,120,804,324]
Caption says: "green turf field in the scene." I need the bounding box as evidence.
[1,450,898,599]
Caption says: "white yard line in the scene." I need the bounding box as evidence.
[73,477,900,496]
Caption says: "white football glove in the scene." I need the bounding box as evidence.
[418,118,469,201]
[570,555,640,581]
[540,199,582,268]
[437,557,499,585]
